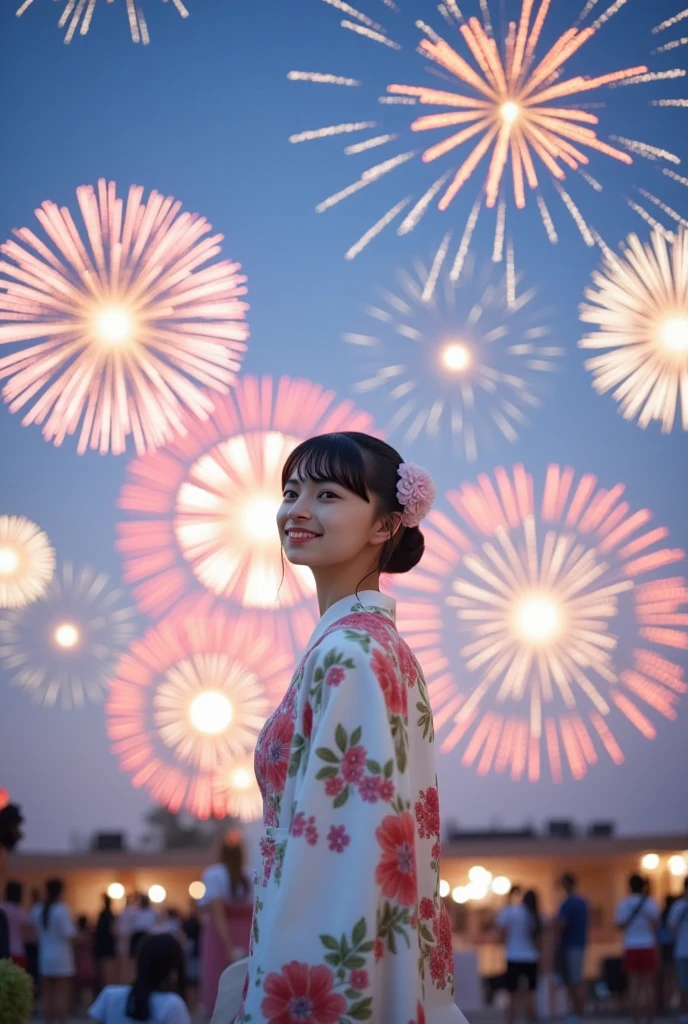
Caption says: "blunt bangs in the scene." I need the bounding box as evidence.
[281,433,370,503]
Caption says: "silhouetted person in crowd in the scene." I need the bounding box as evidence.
[668,878,688,1024]
[88,932,190,1023]
[556,872,589,1024]
[616,873,660,1024]
[497,886,543,1024]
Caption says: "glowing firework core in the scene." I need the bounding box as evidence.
[189,691,234,736]
[441,342,472,373]
[659,315,688,354]
[0,546,20,576]
[241,498,278,541]
[95,307,134,345]
[500,101,520,125]
[229,766,253,790]
[514,594,562,645]
[54,622,80,649]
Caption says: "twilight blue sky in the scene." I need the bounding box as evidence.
[0,0,686,850]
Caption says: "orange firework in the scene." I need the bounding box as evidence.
[0,179,249,455]
[395,464,687,783]
[16,0,189,45]
[290,1,687,259]
[117,375,375,647]
[106,611,291,819]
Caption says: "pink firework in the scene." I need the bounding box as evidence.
[395,464,687,783]
[0,179,249,455]
[117,374,375,646]
[106,611,292,819]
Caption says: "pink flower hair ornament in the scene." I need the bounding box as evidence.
[396,462,436,529]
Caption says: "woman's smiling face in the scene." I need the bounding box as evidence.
[277,472,383,570]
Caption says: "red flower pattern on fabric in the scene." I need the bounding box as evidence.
[349,969,369,990]
[379,778,395,802]
[371,647,407,717]
[341,745,367,783]
[415,786,440,839]
[303,701,313,739]
[375,812,418,907]
[431,840,441,862]
[374,938,384,962]
[324,775,344,797]
[325,665,346,688]
[258,713,295,796]
[261,961,347,1024]
[348,612,418,687]
[358,775,381,803]
[429,944,448,988]
[419,897,435,921]
[327,824,350,853]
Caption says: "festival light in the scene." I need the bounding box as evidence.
[189,881,206,900]
[148,885,166,904]
[0,562,137,709]
[107,883,125,900]
[0,179,249,455]
[669,854,687,876]
[492,876,512,895]
[15,0,189,44]
[0,515,55,609]
[439,879,450,898]
[344,256,560,460]
[290,1,687,260]
[452,886,469,904]
[212,755,263,823]
[395,464,688,783]
[641,852,660,870]
[117,374,374,643]
[106,610,292,819]
[580,229,688,433]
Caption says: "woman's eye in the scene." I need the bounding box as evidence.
[282,490,297,500]
[319,490,339,500]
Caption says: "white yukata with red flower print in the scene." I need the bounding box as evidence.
[237,591,467,1024]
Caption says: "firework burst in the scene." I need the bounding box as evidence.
[117,375,374,643]
[394,464,687,782]
[0,562,138,709]
[0,179,249,456]
[289,0,687,262]
[16,0,189,44]
[344,253,561,459]
[0,515,55,609]
[213,754,263,823]
[579,228,688,433]
[106,612,291,819]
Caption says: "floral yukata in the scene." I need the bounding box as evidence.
[238,591,466,1024]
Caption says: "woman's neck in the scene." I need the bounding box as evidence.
[313,566,381,616]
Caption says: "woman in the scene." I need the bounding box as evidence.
[0,879,32,969]
[30,878,75,1024]
[495,888,543,1024]
[615,874,661,1024]
[88,932,189,1023]
[95,894,119,991]
[199,830,253,1015]
[230,432,464,1023]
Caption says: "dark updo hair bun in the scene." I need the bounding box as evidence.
[281,431,427,575]
[383,525,424,574]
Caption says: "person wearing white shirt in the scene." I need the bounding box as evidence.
[130,894,158,959]
[496,888,544,1024]
[615,874,661,1024]
[88,932,190,1024]
[29,878,75,1024]
[669,878,688,1024]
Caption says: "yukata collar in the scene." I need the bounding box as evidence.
[306,589,397,649]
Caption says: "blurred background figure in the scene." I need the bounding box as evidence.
[616,873,661,1024]
[668,878,688,1024]
[495,885,544,1024]
[87,932,190,1024]
[658,895,677,1015]
[0,879,33,970]
[117,891,139,984]
[556,872,589,1024]
[73,913,97,1014]
[26,887,42,993]
[30,877,75,1024]
[198,827,253,1016]
[182,902,201,1015]
[94,893,118,992]
[130,892,157,960]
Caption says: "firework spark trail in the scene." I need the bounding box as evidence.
[17,0,186,43]
[653,10,688,33]
[664,169,688,187]
[416,18,443,43]
[421,232,452,302]
[579,170,603,191]
[378,96,417,104]
[322,0,382,29]
[611,69,686,86]
[627,201,675,239]
[345,133,398,153]
[444,0,464,23]
[345,197,411,259]
[580,230,688,432]
[289,121,376,143]
[492,199,506,262]
[591,0,632,32]
[0,179,250,456]
[654,99,688,107]
[555,185,595,245]
[398,173,452,235]
[394,464,687,781]
[450,196,482,279]
[637,191,688,228]
[536,194,558,243]
[612,137,682,164]
[506,241,516,307]
[317,151,415,213]
[341,20,400,48]
[653,37,688,55]
[287,71,361,86]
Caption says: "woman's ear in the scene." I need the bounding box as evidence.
[370,512,402,548]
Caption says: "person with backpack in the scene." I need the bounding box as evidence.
[615,874,661,1024]
[668,877,688,1024]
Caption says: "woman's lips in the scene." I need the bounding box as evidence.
[285,529,321,544]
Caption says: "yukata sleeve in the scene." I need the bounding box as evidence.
[245,633,420,1022]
